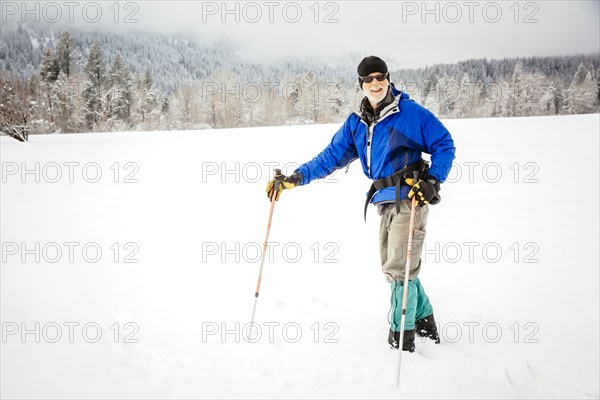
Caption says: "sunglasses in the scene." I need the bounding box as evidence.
[359,73,388,84]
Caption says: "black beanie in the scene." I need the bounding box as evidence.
[357,56,388,77]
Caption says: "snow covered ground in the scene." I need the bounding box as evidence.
[1,114,599,399]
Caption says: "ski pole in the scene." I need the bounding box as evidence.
[396,171,419,388]
[249,168,282,340]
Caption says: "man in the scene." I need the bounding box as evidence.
[266,56,455,352]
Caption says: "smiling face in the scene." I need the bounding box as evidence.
[362,72,389,108]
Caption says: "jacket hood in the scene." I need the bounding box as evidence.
[391,83,409,100]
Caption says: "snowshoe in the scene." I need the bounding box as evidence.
[388,328,415,352]
[415,314,440,344]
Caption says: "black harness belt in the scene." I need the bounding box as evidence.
[364,159,429,221]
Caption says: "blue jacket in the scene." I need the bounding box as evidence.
[296,87,455,203]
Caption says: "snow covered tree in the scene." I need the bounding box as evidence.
[82,41,107,130]
[174,82,199,129]
[50,71,79,133]
[0,75,36,141]
[40,48,60,83]
[549,81,565,115]
[157,93,172,130]
[107,53,135,124]
[503,62,550,117]
[137,68,157,125]
[322,81,344,122]
[193,70,246,128]
[28,74,39,101]
[160,93,170,114]
[39,48,61,124]
[424,70,439,99]
[421,72,440,115]
[505,62,524,117]
[565,63,598,114]
[438,75,460,118]
[278,72,300,124]
[55,32,78,78]
[302,71,319,123]
[538,81,562,115]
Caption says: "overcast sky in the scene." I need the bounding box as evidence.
[5,1,599,68]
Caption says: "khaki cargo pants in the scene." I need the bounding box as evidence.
[378,201,429,283]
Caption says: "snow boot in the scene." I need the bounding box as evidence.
[415,314,440,344]
[388,328,415,352]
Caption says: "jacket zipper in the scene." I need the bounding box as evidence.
[367,122,375,178]
[357,105,400,179]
